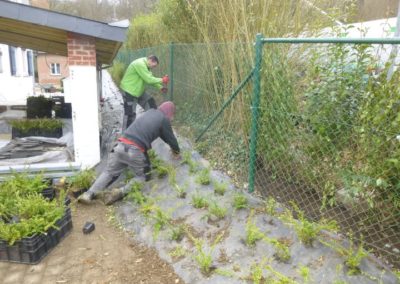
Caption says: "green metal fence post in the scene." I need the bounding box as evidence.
[169,42,174,101]
[248,33,263,193]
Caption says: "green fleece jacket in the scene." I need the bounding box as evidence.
[120,57,163,97]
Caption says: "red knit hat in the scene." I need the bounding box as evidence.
[158,101,176,120]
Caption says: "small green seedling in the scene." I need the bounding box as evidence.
[343,240,369,275]
[194,239,213,276]
[282,202,337,246]
[196,168,211,185]
[245,211,264,246]
[214,268,235,278]
[191,233,223,276]
[169,245,187,259]
[265,264,298,284]
[170,224,186,242]
[263,236,291,263]
[250,259,267,284]
[321,236,369,276]
[213,181,227,196]
[265,197,278,216]
[297,265,311,283]
[126,181,146,204]
[182,151,199,173]
[139,199,156,217]
[173,183,187,199]
[167,165,177,185]
[152,207,171,239]
[192,194,209,209]
[207,202,227,220]
[233,193,248,210]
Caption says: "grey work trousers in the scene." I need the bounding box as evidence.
[87,142,147,196]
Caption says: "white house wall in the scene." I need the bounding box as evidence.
[0,44,34,106]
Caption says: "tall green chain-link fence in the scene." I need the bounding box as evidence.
[115,36,400,267]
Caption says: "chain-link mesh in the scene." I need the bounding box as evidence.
[115,40,400,267]
[254,41,400,267]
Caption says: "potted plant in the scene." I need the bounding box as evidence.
[26,95,52,118]
[67,169,96,198]
[0,174,72,264]
[10,118,63,139]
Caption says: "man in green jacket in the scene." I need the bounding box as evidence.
[120,55,169,128]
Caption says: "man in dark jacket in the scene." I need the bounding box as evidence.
[78,101,180,205]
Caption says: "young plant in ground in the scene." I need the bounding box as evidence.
[250,259,267,284]
[169,245,187,259]
[263,236,291,263]
[139,199,157,217]
[68,169,96,191]
[148,149,169,178]
[191,194,209,209]
[342,239,369,275]
[151,207,171,239]
[282,202,337,246]
[173,183,187,199]
[214,268,235,278]
[213,180,228,196]
[297,265,311,284]
[126,181,146,205]
[193,239,213,276]
[265,264,298,284]
[207,202,227,220]
[321,236,369,276]
[195,168,211,185]
[233,193,248,210]
[181,151,199,173]
[170,224,186,242]
[265,197,278,216]
[191,233,223,276]
[167,165,177,186]
[245,210,264,247]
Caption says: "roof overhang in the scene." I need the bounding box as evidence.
[0,0,127,65]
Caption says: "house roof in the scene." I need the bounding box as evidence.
[0,0,127,65]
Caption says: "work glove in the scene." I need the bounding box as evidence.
[161,87,168,94]
[162,75,169,84]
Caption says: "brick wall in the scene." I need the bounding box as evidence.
[67,33,97,67]
[36,54,69,87]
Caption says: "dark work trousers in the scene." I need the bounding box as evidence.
[122,91,157,130]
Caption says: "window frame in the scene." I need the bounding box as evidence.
[50,62,61,75]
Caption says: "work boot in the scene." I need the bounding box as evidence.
[103,188,124,206]
[78,191,94,204]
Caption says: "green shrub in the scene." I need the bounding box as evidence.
[10,119,63,133]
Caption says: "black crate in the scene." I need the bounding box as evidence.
[0,209,72,264]
[12,127,63,139]
[42,187,56,200]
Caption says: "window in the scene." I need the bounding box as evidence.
[0,51,3,73]
[27,51,33,76]
[8,46,16,76]
[50,63,61,75]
